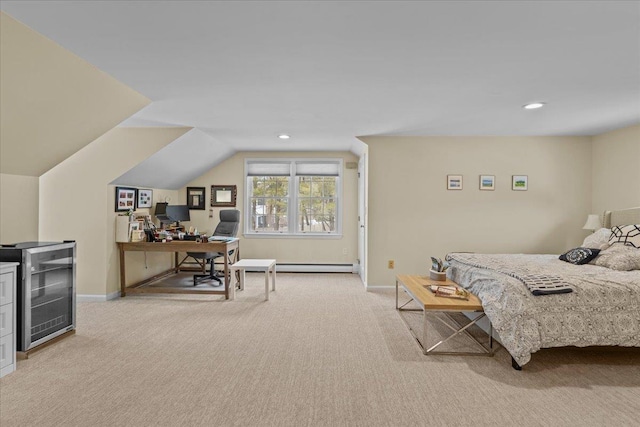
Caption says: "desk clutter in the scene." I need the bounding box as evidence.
[115,213,205,243]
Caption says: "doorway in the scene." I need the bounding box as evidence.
[357,152,368,286]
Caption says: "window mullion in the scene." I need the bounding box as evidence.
[291,162,297,235]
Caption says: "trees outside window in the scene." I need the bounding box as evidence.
[297,176,336,232]
[250,176,289,232]
[245,160,341,236]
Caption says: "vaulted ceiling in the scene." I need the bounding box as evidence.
[0,12,149,176]
[1,1,638,187]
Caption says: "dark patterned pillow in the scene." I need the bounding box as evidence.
[559,247,601,265]
[609,225,640,248]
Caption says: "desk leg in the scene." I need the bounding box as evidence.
[174,252,179,273]
[224,251,229,300]
[119,245,126,297]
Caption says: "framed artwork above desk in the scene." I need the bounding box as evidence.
[137,189,153,208]
[115,186,137,212]
[211,185,237,207]
[187,187,206,209]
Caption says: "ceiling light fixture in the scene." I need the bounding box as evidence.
[523,102,546,110]
[278,134,290,140]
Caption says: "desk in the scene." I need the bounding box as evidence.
[117,239,240,299]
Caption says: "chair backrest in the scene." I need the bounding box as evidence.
[213,209,240,237]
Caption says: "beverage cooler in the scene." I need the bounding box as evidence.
[0,242,76,352]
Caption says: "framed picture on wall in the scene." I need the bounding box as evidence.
[137,189,153,208]
[211,185,237,207]
[479,175,495,191]
[512,175,528,191]
[187,187,206,210]
[115,186,137,212]
[447,175,463,190]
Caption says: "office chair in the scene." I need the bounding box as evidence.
[188,209,240,286]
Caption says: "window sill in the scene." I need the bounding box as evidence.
[242,233,343,240]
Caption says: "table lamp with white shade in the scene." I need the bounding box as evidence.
[582,214,601,232]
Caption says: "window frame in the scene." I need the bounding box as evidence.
[244,158,343,238]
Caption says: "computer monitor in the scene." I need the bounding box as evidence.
[154,202,168,216]
[154,202,170,225]
[165,205,190,228]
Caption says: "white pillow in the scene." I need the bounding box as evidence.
[582,228,611,250]
[592,244,640,271]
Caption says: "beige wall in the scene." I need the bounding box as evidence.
[362,136,593,286]
[0,12,149,176]
[181,151,359,265]
[39,127,191,296]
[591,124,640,216]
[0,173,39,243]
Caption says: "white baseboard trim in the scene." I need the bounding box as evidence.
[77,291,121,302]
[270,263,357,273]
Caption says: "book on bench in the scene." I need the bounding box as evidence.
[426,285,470,300]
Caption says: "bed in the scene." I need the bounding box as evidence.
[446,207,640,369]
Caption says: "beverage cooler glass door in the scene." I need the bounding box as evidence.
[25,243,76,350]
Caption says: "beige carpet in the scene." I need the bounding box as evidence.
[1,273,639,426]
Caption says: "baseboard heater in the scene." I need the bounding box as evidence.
[242,263,357,273]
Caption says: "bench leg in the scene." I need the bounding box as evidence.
[229,270,236,300]
[264,270,269,301]
[271,267,276,291]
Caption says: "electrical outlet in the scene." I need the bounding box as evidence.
[342,248,348,255]
[388,260,395,269]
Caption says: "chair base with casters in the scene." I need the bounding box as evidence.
[186,209,241,288]
[192,253,223,286]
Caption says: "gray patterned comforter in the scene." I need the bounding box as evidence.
[446,253,640,366]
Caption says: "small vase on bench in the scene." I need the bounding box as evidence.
[429,269,447,281]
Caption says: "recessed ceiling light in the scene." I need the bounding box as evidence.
[523,102,546,110]
[278,134,290,140]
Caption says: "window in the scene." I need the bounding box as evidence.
[245,159,342,236]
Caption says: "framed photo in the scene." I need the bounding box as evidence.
[479,175,495,191]
[512,175,528,191]
[211,185,237,207]
[187,187,206,210]
[447,175,463,190]
[137,189,153,208]
[115,186,137,212]
[128,221,141,241]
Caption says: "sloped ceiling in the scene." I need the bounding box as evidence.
[111,128,235,190]
[0,12,150,176]
[1,2,639,188]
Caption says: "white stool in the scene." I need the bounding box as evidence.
[229,259,276,301]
